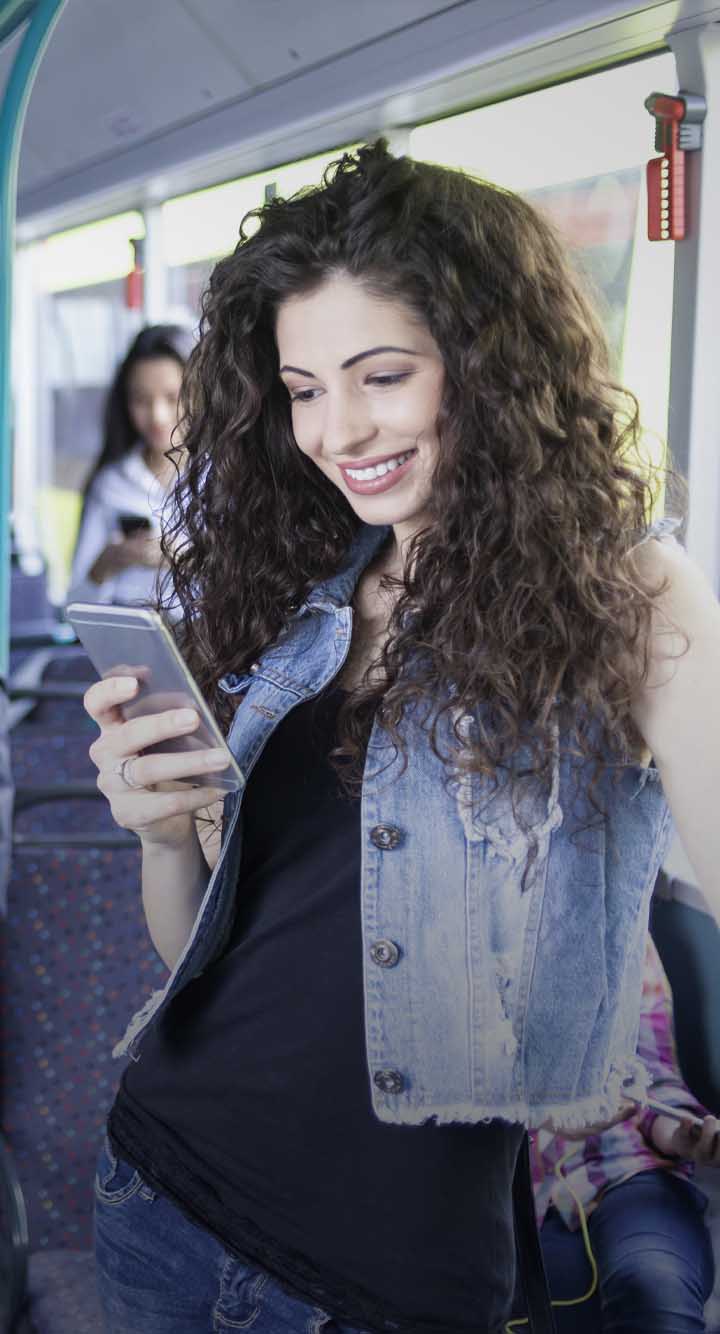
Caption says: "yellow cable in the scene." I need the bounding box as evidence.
[504,1142,599,1332]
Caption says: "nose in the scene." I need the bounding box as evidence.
[150,399,172,428]
[322,387,376,458]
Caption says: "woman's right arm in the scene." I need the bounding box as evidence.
[68,489,157,601]
[69,491,117,598]
[85,674,228,969]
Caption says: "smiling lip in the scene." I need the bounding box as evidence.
[339,449,417,495]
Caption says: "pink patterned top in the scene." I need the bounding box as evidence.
[530,935,708,1231]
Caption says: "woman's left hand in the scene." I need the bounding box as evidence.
[651,1112,720,1165]
[122,532,164,568]
[539,1100,639,1139]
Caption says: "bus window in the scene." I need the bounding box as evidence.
[19,213,146,599]
[410,54,677,482]
[162,147,355,325]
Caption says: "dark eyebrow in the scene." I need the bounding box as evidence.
[279,345,419,378]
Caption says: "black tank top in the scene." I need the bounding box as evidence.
[110,687,525,1333]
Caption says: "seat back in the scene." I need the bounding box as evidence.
[1,655,166,1253]
[650,872,720,1113]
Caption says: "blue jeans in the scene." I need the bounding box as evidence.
[94,1138,374,1333]
[539,1169,715,1333]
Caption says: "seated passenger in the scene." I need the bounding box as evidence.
[66,323,192,607]
[532,934,718,1332]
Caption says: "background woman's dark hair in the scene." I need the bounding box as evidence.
[81,323,194,502]
[164,139,685,835]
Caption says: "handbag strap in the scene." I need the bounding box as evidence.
[511,1132,557,1334]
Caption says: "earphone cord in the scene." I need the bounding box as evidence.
[504,1143,598,1333]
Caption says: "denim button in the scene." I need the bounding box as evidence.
[249,662,260,673]
[373,1069,404,1095]
[370,939,400,968]
[370,824,403,850]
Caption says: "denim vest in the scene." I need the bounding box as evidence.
[115,521,675,1131]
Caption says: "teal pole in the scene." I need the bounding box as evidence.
[0,0,67,682]
[0,2,34,46]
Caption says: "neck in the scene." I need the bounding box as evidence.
[142,446,174,485]
[389,522,426,580]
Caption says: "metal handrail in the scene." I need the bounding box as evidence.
[12,783,139,847]
[1,0,68,681]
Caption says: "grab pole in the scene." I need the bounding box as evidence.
[0,0,67,681]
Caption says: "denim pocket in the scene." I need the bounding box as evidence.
[94,1136,144,1205]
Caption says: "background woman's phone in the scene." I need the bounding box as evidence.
[118,514,152,537]
[66,603,244,792]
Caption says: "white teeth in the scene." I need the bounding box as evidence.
[346,450,413,481]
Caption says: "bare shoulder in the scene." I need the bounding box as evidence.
[629,535,720,641]
[629,536,720,762]
[625,537,720,923]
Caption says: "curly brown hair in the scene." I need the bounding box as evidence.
[162,139,683,824]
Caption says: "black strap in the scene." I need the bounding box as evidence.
[511,1133,556,1333]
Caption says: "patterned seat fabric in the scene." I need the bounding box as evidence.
[2,652,167,1300]
[1,838,165,1253]
[24,1250,103,1333]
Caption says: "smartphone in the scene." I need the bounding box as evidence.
[118,514,152,537]
[66,603,244,792]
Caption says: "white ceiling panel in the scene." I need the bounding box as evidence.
[179,0,460,87]
[16,0,253,176]
[5,0,719,229]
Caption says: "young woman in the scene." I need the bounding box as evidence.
[84,143,720,1334]
[67,323,192,607]
[534,933,718,1332]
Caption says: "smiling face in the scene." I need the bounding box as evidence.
[276,274,445,554]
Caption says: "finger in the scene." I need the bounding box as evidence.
[84,675,139,727]
[688,1116,718,1163]
[112,785,225,831]
[111,706,201,759]
[101,746,231,793]
[699,1118,720,1163]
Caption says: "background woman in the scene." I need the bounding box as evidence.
[534,933,717,1332]
[83,143,720,1334]
[67,323,192,606]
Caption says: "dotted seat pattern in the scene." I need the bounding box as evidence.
[1,839,165,1252]
[3,653,167,1260]
[24,1250,103,1333]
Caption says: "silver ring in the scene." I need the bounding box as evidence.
[113,756,145,790]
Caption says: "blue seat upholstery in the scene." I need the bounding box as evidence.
[1,649,167,1332]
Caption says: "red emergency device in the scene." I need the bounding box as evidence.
[644,91,706,241]
[125,237,145,309]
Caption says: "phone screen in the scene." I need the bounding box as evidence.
[66,604,244,792]
[118,514,152,537]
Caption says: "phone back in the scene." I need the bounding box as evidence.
[66,604,242,791]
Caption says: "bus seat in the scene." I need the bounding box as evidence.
[0,649,165,1332]
[1,831,164,1332]
[649,871,720,1113]
[650,871,720,1332]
